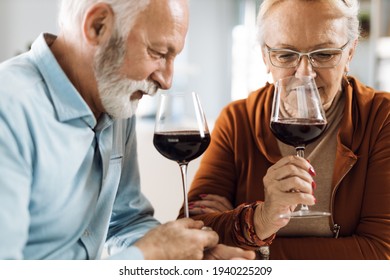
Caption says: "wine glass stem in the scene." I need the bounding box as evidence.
[295,146,309,211]
[296,146,305,158]
[179,163,189,218]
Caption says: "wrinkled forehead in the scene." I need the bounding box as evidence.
[134,0,189,34]
[263,1,348,47]
[129,0,189,53]
[137,0,189,25]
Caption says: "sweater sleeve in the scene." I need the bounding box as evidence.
[185,104,274,249]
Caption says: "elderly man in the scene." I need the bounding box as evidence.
[0,0,254,260]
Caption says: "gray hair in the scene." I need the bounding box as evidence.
[58,0,151,38]
[256,0,360,45]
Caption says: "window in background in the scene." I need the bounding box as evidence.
[372,0,390,91]
[351,0,390,91]
[231,0,270,101]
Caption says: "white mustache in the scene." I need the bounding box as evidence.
[133,80,158,97]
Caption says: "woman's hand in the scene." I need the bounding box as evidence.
[203,244,255,260]
[189,194,233,215]
[254,155,316,239]
[187,155,316,241]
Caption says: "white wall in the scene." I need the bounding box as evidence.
[0,0,59,62]
[185,0,238,120]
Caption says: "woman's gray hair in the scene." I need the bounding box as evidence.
[58,0,151,38]
[256,0,360,45]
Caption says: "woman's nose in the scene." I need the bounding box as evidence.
[295,55,317,79]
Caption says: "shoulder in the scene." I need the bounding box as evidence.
[213,84,272,137]
[0,53,47,107]
[351,77,390,109]
[372,92,390,126]
[0,53,42,90]
[350,77,390,128]
[220,83,272,119]
[0,54,56,152]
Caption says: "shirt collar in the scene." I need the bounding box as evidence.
[30,33,96,127]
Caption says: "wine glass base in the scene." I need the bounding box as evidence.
[280,210,331,219]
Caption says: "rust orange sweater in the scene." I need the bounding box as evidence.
[186,77,390,259]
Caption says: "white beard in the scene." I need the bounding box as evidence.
[98,77,157,119]
[93,33,158,119]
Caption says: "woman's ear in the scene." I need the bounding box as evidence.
[345,39,358,73]
[82,3,115,46]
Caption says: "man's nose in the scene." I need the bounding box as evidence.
[295,55,317,79]
[152,60,174,90]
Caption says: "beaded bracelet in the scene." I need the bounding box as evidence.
[233,201,275,249]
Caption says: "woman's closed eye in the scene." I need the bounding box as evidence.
[274,52,298,63]
[311,52,336,61]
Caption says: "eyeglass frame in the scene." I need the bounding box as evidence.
[264,41,350,69]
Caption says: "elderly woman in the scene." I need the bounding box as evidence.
[185,0,390,259]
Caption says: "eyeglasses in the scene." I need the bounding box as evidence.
[265,41,350,69]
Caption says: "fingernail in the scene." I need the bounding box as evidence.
[306,159,311,163]
[200,205,206,209]
[199,194,207,198]
[309,167,316,176]
[312,181,317,190]
[188,202,194,206]
[189,204,194,209]
[314,197,317,204]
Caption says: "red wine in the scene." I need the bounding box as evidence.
[270,118,326,147]
[153,130,211,164]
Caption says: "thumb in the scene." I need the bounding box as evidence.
[177,218,204,229]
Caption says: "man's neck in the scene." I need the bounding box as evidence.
[50,33,104,120]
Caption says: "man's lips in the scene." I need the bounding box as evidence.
[130,91,144,101]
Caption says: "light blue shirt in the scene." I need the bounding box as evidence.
[0,33,160,259]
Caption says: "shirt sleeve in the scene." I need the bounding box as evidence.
[105,246,145,260]
[104,118,160,258]
[0,102,32,259]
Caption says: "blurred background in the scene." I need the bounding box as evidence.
[1,0,389,223]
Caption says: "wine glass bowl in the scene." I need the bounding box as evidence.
[153,131,210,164]
[153,91,210,218]
[270,76,330,218]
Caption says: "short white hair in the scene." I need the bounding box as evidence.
[256,0,360,45]
[58,0,151,38]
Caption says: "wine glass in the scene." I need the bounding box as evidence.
[270,75,330,218]
[153,91,210,218]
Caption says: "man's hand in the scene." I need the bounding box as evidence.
[134,218,255,260]
[134,218,219,260]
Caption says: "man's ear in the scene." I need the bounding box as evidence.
[82,3,115,46]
